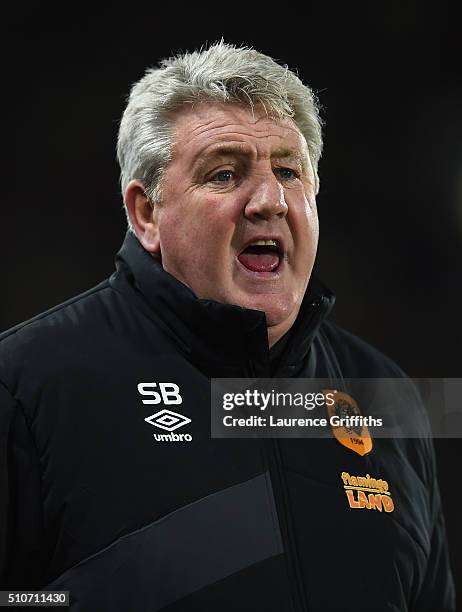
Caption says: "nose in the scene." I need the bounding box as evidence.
[244,174,288,221]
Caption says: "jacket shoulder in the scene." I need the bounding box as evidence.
[318,319,407,378]
[0,280,119,386]
[0,280,111,343]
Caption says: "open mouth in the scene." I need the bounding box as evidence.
[237,239,283,273]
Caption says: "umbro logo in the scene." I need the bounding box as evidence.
[145,409,193,442]
[145,409,191,432]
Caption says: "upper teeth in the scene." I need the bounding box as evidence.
[250,240,277,246]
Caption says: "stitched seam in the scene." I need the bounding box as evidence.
[262,471,283,554]
[0,377,46,561]
[0,282,111,343]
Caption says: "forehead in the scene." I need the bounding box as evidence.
[170,101,308,161]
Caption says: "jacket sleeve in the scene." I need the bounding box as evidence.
[0,380,46,588]
[412,437,456,611]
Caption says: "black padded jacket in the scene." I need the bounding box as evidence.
[0,232,456,611]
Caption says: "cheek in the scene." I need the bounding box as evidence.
[192,193,240,236]
[291,194,319,242]
[195,199,239,267]
[158,196,237,267]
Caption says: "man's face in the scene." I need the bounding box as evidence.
[151,102,319,341]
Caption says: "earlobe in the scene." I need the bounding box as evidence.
[124,180,161,254]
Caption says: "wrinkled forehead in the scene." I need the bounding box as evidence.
[169,101,309,163]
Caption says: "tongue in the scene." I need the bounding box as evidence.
[238,252,280,272]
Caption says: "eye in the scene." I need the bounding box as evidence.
[210,169,234,183]
[275,167,298,181]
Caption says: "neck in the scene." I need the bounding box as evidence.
[267,308,299,348]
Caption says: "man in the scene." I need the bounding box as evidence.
[0,42,455,610]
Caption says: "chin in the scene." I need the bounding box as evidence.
[263,309,295,328]
[244,296,298,326]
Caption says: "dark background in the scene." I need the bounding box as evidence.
[6,2,461,601]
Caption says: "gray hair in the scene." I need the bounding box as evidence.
[117,41,323,230]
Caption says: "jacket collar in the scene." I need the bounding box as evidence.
[114,231,335,376]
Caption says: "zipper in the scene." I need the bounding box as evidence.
[244,298,327,610]
[263,438,309,612]
[246,359,308,612]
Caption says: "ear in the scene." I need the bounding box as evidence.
[124,180,160,253]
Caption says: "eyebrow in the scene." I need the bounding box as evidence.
[270,147,308,170]
[192,143,308,174]
[192,144,252,174]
